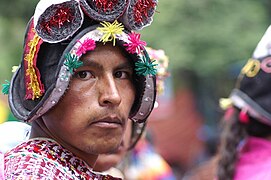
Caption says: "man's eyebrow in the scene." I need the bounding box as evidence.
[115,61,133,70]
[81,59,103,70]
[81,58,133,70]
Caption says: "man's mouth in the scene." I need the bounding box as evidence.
[91,116,123,128]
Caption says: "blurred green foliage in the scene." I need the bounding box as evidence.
[139,0,270,115]
[0,0,37,82]
[142,0,269,77]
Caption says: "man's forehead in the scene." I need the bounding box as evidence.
[80,43,131,62]
[80,52,133,70]
[81,58,132,68]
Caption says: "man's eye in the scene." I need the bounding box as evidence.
[115,71,129,79]
[74,71,94,80]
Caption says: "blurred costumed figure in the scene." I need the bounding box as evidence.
[217,25,271,180]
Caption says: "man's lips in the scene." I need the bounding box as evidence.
[90,116,123,128]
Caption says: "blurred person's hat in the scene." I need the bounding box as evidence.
[221,25,271,126]
[2,0,159,123]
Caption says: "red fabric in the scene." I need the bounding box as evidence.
[23,18,44,100]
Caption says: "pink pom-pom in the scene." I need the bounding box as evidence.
[239,110,250,124]
[76,38,96,56]
[124,32,146,54]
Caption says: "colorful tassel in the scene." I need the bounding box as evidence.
[76,38,96,56]
[135,54,157,76]
[124,32,146,54]
[2,80,10,95]
[97,21,124,46]
[64,53,83,74]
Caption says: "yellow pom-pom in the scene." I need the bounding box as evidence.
[219,98,233,110]
[97,20,124,46]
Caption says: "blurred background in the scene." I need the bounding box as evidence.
[1,0,271,179]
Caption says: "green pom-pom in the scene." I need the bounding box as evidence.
[64,53,83,74]
[135,55,157,76]
[2,80,10,95]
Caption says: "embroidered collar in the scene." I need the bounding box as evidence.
[5,138,120,179]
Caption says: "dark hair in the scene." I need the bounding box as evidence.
[217,107,271,180]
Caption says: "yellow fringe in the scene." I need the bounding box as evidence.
[24,28,42,100]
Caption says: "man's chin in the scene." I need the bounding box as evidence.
[103,144,122,154]
[88,143,122,155]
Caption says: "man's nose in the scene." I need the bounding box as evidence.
[98,75,121,107]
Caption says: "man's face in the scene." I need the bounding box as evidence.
[42,43,136,156]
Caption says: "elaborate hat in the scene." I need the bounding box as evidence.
[226,25,271,126]
[3,0,159,123]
